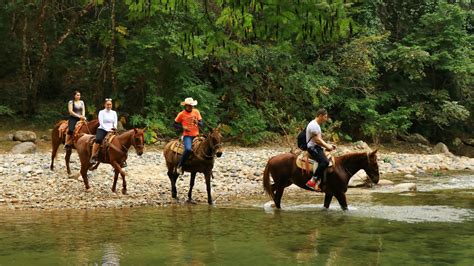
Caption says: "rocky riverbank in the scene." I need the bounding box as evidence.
[0,144,474,210]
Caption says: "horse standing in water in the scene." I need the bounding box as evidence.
[50,119,100,175]
[263,150,380,210]
[75,128,144,194]
[163,127,223,204]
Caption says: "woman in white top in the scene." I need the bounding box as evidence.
[90,98,118,164]
[65,90,86,148]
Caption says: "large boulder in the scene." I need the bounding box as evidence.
[11,142,36,154]
[400,133,430,145]
[13,131,37,142]
[432,142,450,154]
[348,170,368,187]
[351,141,371,151]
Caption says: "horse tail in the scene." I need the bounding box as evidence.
[263,161,274,201]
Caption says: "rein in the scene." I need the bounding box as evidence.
[110,130,144,155]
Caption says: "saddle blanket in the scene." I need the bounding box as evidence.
[170,136,205,154]
[296,151,334,173]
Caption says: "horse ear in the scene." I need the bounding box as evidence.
[370,149,378,156]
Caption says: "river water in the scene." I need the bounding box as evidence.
[0,173,473,265]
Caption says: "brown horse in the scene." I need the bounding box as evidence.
[263,150,380,210]
[163,127,223,204]
[75,128,145,194]
[50,119,100,175]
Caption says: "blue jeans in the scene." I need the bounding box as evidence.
[178,136,194,167]
[307,145,329,179]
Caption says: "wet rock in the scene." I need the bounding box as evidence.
[393,183,417,192]
[13,131,37,142]
[11,142,37,154]
[404,174,415,178]
[377,179,394,186]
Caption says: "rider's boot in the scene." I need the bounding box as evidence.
[64,134,73,149]
[306,176,322,192]
[89,143,100,164]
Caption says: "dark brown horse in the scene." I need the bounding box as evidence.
[75,128,144,194]
[163,127,223,204]
[263,150,380,210]
[50,119,100,175]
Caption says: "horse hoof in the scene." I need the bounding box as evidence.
[85,188,93,193]
[187,199,197,204]
[122,189,127,195]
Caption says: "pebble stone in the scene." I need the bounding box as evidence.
[0,145,473,210]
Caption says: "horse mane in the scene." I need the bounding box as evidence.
[336,151,368,162]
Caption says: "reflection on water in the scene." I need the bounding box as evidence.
[0,174,473,265]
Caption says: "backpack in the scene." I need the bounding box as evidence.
[297,126,309,150]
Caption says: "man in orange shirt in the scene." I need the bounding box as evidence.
[174,97,203,174]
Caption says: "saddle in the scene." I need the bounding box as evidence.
[57,120,87,140]
[87,132,117,162]
[296,151,335,175]
[170,136,205,155]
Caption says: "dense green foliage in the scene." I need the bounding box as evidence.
[0,0,472,145]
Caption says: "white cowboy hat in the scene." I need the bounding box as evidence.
[180,97,198,106]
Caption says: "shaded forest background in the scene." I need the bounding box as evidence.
[0,0,472,146]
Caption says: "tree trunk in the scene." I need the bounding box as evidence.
[110,0,117,97]
[24,1,95,115]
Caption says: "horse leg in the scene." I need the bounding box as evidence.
[65,147,72,175]
[205,172,213,205]
[112,169,119,193]
[50,138,60,171]
[90,162,100,171]
[111,161,127,195]
[334,192,348,210]
[323,193,333,209]
[274,186,285,209]
[187,172,197,204]
[80,165,91,191]
[167,169,178,200]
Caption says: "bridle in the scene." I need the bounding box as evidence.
[201,133,222,159]
[121,130,144,152]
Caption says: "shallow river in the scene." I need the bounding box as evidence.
[0,173,473,265]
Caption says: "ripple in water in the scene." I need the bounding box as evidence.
[263,202,473,223]
[347,204,473,223]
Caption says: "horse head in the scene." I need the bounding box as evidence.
[209,125,223,158]
[132,128,145,156]
[365,149,380,184]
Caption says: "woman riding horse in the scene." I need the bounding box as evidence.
[65,90,86,148]
[90,98,118,165]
